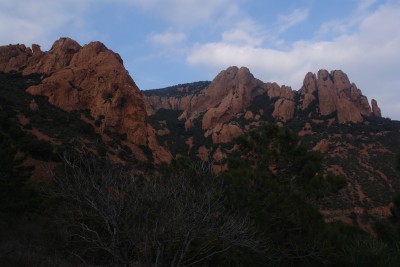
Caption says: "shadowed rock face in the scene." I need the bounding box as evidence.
[0,38,171,163]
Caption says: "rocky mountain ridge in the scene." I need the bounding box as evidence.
[1,38,399,222]
[145,66,381,128]
[143,66,399,221]
[0,38,171,163]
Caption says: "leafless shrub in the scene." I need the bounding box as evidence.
[46,153,259,266]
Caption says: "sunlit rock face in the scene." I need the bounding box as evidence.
[145,66,381,141]
[0,38,172,163]
[299,69,379,123]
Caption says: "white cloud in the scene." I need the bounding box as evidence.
[188,3,400,119]
[316,0,382,38]
[221,19,265,46]
[149,32,186,46]
[277,8,309,33]
[0,0,90,48]
[357,0,379,12]
[119,0,234,27]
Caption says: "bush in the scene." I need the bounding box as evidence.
[46,155,259,266]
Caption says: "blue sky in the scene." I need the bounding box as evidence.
[1,0,400,119]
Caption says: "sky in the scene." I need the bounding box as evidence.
[1,0,400,120]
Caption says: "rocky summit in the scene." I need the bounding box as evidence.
[146,66,381,128]
[0,38,171,163]
[1,38,399,224]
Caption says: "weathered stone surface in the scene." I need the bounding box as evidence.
[317,69,339,116]
[24,38,82,75]
[144,66,383,147]
[145,94,194,116]
[301,69,379,123]
[312,139,330,153]
[299,72,317,109]
[199,67,267,130]
[0,38,170,162]
[25,39,148,145]
[0,44,31,72]
[206,123,243,144]
[336,98,363,123]
[268,84,294,100]
[148,66,268,134]
[272,98,295,122]
[371,99,382,117]
[31,44,41,54]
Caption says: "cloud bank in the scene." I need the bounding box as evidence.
[187,2,400,119]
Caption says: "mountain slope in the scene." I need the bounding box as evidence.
[1,38,399,222]
[143,66,400,220]
[0,38,171,163]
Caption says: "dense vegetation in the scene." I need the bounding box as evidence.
[2,72,400,266]
[2,121,400,266]
[143,81,211,97]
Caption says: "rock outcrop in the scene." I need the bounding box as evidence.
[300,69,379,123]
[268,85,295,122]
[299,72,317,110]
[0,38,171,162]
[371,99,381,117]
[144,66,382,148]
[145,66,297,133]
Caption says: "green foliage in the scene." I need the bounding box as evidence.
[247,92,275,122]
[338,240,400,267]
[231,124,324,189]
[143,81,211,97]
[305,173,347,199]
[218,125,381,266]
[150,109,194,156]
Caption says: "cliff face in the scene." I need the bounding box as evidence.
[0,38,171,163]
[299,70,378,123]
[145,66,382,140]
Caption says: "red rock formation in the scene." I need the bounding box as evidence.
[272,98,295,122]
[204,122,243,144]
[268,85,295,122]
[299,69,380,123]
[0,38,171,163]
[153,67,251,130]
[191,66,267,130]
[145,67,382,147]
[371,99,381,117]
[299,72,317,109]
[147,66,298,134]
[0,44,31,72]
[316,69,339,116]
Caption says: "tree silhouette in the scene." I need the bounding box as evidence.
[47,154,258,266]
